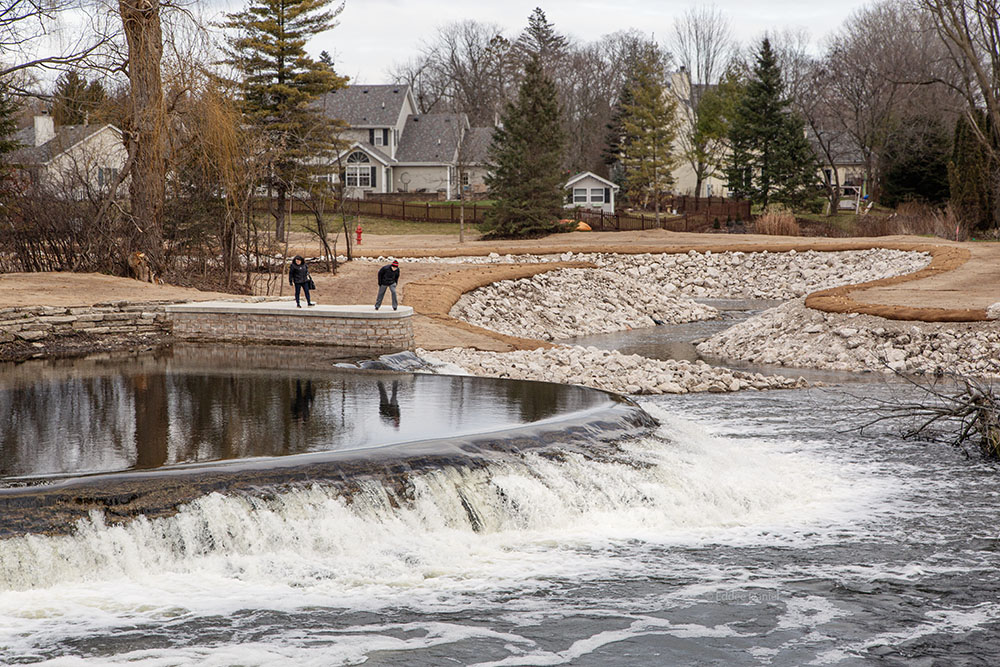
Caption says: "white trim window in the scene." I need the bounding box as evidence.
[573,188,587,203]
[374,131,384,146]
[346,151,371,187]
[590,188,604,203]
[98,167,119,188]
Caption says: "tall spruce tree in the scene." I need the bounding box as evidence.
[52,70,107,126]
[513,8,569,67]
[222,0,347,241]
[482,53,565,238]
[618,45,677,223]
[726,38,816,208]
[0,82,21,210]
[603,78,636,197]
[949,110,996,231]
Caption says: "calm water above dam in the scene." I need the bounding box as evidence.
[0,350,605,482]
[0,345,998,665]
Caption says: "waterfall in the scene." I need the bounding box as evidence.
[0,404,850,595]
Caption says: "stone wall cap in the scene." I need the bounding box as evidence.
[165,301,413,319]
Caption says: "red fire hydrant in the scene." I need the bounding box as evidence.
[356,223,362,245]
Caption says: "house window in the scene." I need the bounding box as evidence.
[98,167,118,188]
[461,172,469,186]
[345,151,371,187]
[374,131,384,146]
[590,188,604,203]
[573,188,587,203]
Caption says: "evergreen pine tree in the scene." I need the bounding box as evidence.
[881,117,951,208]
[948,110,995,231]
[52,70,107,126]
[603,77,636,198]
[514,7,569,64]
[482,53,566,238]
[618,45,677,222]
[221,0,347,241]
[0,83,21,212]
[0,84,19,160]
[726,38,816,208]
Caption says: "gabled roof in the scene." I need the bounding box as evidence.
[462,126,493,165]
[318,84,413,127]
[395,113,467,164]
[807,128,865,166]
[338,142,394,166]
[565,171,619,189]
[8,124,119,166]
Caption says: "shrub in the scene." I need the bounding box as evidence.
[753,204,800,236]
[856,201,959,239]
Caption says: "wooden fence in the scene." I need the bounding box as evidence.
[269,194,751,230]
[571,196,751,232]
[341,198,490,223]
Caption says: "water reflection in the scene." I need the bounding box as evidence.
[377,380,400,429]
[291,380,316,421]
[0,358,607,481]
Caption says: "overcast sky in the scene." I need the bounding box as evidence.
[206,0,875,84]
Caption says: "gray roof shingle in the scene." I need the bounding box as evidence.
[461,126,493,165]
[395,113,467,164]
[318,84,411,127]
[7,124,109,166]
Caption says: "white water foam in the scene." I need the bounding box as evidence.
[0,408,891,664]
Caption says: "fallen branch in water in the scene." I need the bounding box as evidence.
[853,362,1000,460]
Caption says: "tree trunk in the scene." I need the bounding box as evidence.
[275,184,287,242]
[119,0,165,277]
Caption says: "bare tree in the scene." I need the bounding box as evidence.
[670,6,734,197]
[118,0,166,275]
[388,20,512,125]
[0,1,117,86]
[824,1,953,202]
[921,0,1000,222]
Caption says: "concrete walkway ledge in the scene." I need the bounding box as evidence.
[166,301,415,350]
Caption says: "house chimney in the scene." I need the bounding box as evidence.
[34,114,55,146]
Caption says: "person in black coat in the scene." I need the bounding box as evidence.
[375,259,399,310]
[288,256,314,307]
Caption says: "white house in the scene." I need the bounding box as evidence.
[316,85,493,199]
[564,171,619,214]
[8,115,127,196]
[668,70,730,198]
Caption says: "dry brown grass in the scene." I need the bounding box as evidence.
[856,202,960,239]
[753,205,800,236]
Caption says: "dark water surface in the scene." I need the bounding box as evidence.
[0,346,605,482]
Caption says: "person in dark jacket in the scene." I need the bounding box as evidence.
[289,256,314,308]
[375,259,399,310]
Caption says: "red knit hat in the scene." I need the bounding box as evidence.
[391,260,399,266]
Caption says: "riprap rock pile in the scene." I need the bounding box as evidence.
[697,299,1000,376]
[450,268,717,341]
[420,345,805,394]
[381,249,930,300]
[594,249,930,299]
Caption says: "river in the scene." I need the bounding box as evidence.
[0,342,998,665]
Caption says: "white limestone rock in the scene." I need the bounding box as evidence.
[418,345,806,395]
[697,298,1000,377]
[450,268,718,340]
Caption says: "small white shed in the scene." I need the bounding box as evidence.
[564,171,618,214]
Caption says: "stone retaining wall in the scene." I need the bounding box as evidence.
[166,302,415,352]
[0,302,171,345]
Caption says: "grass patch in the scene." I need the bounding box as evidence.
[258,213,468,235]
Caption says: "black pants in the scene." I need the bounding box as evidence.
[294,282,311,306]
